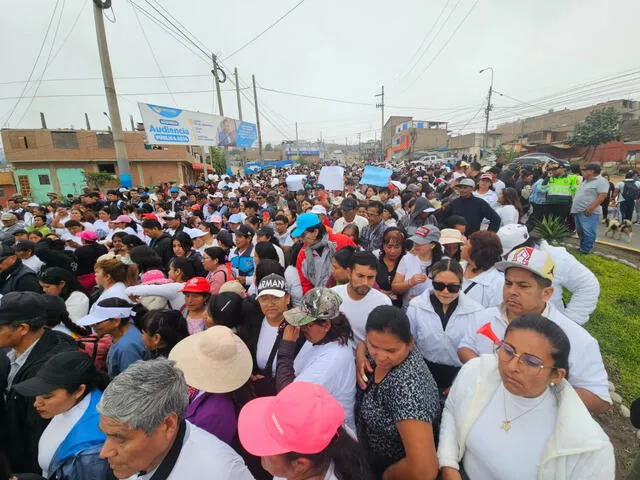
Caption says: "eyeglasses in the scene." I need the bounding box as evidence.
[494,341,551,375]
[432,281,461,293]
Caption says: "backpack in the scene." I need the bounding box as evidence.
[76,334,112,374]
[623,179,640,201]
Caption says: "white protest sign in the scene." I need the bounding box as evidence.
[286,175,307,191]
[318,166,344,191]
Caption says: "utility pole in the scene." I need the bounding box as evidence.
[212,54,225,116]
[375,85,384,161]
[252,74,263,165]
[234,67,243,121]
[480,67,494,150]
[358,133,361,162]
[295,122,299,163]
[93,0,131,187]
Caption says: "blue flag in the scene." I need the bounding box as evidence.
[360,166,392,187]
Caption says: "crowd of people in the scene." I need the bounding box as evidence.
[0,156,631,479]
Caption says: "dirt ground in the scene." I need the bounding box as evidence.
[595,407,639,478]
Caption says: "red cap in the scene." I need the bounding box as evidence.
[238,382,344,456]
[179,276,210,293]
[190,204,201,211]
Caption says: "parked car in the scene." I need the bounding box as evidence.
[506,153,570,171]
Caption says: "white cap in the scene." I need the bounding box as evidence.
[184,227,207,240]
[77,304,132,327]
[228,192,237,199]
[213,192,224,198]
[311,205,327,215]
[497,224,530,256]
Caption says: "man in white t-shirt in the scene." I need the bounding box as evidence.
[332,251,391,343]
[332,198,368,234]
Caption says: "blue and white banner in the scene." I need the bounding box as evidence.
[137,102,257,148]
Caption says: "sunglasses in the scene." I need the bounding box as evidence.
[432,281,461,293]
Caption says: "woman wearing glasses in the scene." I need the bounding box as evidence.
[438,314,614,480]
[405,259,484,389]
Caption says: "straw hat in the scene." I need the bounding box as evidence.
[169,325,252,393]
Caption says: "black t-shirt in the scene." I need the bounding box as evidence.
[376,255,402,307]
[356,348,440,475]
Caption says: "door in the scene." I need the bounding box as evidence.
[14,169,52,203]
[57,168,86,198]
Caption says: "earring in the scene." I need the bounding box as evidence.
[549,382,555,387]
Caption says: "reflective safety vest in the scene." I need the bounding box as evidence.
[542,174,578,204]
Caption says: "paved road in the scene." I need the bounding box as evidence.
[591,221,640,251]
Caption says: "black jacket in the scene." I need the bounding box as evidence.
[442,195,502,234]
[34,238,78,274]
[0,329,77,474]
[0,259,41,295]
[74,242,108,276]
[150,233,173,269]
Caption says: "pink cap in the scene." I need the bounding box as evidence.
[77,230,98,241]
[140,269,171,285]
[211,214,222,223]
[238,382,344,456]
[114,215,132,223]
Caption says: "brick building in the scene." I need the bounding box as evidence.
[447,132,502,158]
[385,119,448,160]
[1,128,206,203]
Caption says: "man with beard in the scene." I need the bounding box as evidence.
[331,251,391,343]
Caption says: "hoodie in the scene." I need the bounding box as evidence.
[398,196,438,236]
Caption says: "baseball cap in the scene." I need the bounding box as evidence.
[216,230,234,248]
[238,382,345,456]
[169,325,252,394]
[27,202,39,207]
[14,240,36,252]
[140,269,172,285]
[228,213,243,224]
[497,224,530,256]
[460,161,470,167]
[439,228,465,245]
[283,287,342,327]
[114,215,132,223]
[13,351,97,397]
[169,187,179,193]
[0,244,16,261]
[408,225,441,245]
[76,303,133,327]
[256,225,275,238]
[495,247,555,282]
[1,213,17,222]
[256,274,288,299]
[184,227,206,240]
[341,198,358,211]
[213,192,224,198]
[235,224,255,238]
[162,212,179,220]
[458,178,475,188]
[211,214,223,223]
[0,292,47,326]
[290,212,321,238]
[77,230,98,242]
[179,277,211,293]
[218,280,247,297]
[310,205,327,215]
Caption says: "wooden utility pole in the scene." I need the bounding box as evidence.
[93,0,131,186]
[252,74,263,164]
[234,67,242,121]
[212,54,224,116]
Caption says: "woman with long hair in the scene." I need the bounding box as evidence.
[473,174,498,207]
[203,246,232,294]
[375,228,406,307]
[239,382,374,480]
[392,226,443,308]
[13,352,114,479]
[39,267,90,323]
[128,245,163,274]
[137,309,189,358]
[92,254,137,307]
[495,187,523,226]
[278,287,357,431]
[438,315,614,479]
[172,231,204,264]
[460,231,505,308]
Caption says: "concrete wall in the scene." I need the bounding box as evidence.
[382,116,412,150]
[412,128,449,150]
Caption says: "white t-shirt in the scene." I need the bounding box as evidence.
[473,190,498,208]
[22,255,44,274]
[332,215,369,234]
[396,252,433,307]
[463,383,556,480]
[331,284,392,344]
[493,179,506,195]
[494,205,519,226]
[256,318,280,375]
[293,341,356,431]
[39,393,91,477]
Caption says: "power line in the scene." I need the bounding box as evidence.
[0,88,247,100]
[132,4,177,105]
[223,0,309,61]
[1,0,61,127]
[402,0,480,92]
[48,0,88,66]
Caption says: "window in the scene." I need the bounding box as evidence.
[51,131,79,149]
[10,135,35,149]
[0,189,4,197]
[38,174,51,185]
[96,132,114,149]
[18,175,31,198]
[98,163,116,174]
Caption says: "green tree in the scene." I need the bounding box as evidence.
[568,108,621,160]
[265,143,273,151]
[208,147,226,174]
[84,171,116,189]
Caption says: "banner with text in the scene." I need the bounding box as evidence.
[137,103,257,148]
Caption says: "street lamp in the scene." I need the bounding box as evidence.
[103,111,112,131]
[479,67,494,150]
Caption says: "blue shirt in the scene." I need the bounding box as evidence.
[106,325,149,377]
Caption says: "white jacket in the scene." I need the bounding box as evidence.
[540,241,599,325]
[407,291,485,366]
[461,266,504,308]
[438,355,615,480]
[458,303,611,403]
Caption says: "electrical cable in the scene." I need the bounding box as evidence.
[1,0,61,127]
[223,0,308,61]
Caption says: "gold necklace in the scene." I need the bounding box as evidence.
[501,385,549,432]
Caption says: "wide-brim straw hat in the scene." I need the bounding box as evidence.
[169,325,252,393]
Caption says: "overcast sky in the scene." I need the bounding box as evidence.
[1,0,639,146]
